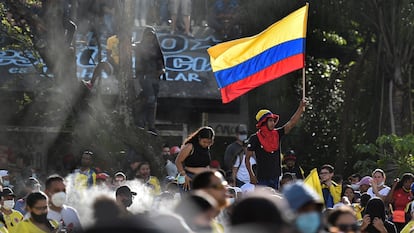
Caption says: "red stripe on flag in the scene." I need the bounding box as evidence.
[220,54,304,103]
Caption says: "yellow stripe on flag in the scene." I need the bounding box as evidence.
[208,4,308,72]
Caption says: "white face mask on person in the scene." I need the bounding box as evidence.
[351,184,360,190]
[3,200,15,210]
[238,134,247,141]
[51,192,67,207]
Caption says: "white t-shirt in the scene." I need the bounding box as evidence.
[47,205,83,233]
[367,186,391,198]
[233,154,256,184]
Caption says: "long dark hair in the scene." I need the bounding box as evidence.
[340,185,356,203]
[183,126,215,146]
[395,173,414,190]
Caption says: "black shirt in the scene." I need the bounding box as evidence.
[247,128,285,180]
[184,143,211,168]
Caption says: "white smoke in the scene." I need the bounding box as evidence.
[63,175,180,228]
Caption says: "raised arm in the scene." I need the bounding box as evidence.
[384,178,399,205]
[283,99,307,134]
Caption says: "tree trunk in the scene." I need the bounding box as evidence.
[116,0,134,127]
[392,80,406,135]
[389,80,396,134]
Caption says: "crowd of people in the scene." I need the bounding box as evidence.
[1,103,414,233]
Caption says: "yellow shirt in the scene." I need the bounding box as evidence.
[106,35,119,65]
[352,203,363,220]
[74,168,96,189]
[0,222,8,233]
[212,219,224,233]
[15,218,59,233]
[322,181,342,205]
[147,176,161,195]
[3,210,23,233]
[401,220,414,233]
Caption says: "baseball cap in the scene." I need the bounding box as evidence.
[96,173,110,180]
[236,124,248,134]
[357,176,372,186]
[283,150,297,161]
[116,185,137,197]
[255,109,279,128]
[1,187,16,197]
[25,177,40,188]
[282,181,323,212]
[0,170,9,177]
[170,146,181,155]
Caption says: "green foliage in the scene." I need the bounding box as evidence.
[355,134,414,176]
[0,2,43,73]
[353,159,377,177]
[298,57,345,168]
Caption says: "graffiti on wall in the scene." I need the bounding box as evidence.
[0,28,221,99]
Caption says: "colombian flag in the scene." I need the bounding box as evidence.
[208,4,308,103]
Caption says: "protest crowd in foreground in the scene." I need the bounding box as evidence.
[1,111,414,233]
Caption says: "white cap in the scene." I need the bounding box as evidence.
[0,170,9,177]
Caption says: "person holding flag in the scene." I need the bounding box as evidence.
[245,100,307,190]
[207,4,310,190]
[319,164,342,208]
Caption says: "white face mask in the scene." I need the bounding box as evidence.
[51,192,67,207]
[238,134,248,141]
[351,184,360,191]
[3,200,15,210]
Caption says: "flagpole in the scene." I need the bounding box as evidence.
[302,67,306,100]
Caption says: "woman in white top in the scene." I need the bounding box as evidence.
[231,145,256,188]
[367,168,391,201]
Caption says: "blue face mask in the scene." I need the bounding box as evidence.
[2,180,9,186]
[295,211,321,233]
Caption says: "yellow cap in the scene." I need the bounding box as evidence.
[255,109,272,122]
